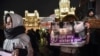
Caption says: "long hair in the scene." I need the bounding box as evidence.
[62,14,78,22]
[4,13,12,25]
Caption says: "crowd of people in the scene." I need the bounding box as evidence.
[0,8,100,56]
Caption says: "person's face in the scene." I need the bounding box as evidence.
[5,16,12,29]
[89,11,94,16]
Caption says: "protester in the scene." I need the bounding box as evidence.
[81,9,100,56]
[3,13,33,56]
[60,14,87,56]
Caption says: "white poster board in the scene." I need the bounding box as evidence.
[50,21,86,47]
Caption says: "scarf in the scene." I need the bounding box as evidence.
[4,26,25,39]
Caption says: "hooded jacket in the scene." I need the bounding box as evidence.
[4,13,25,39]
[4,13,23,28]
[3,13,33,56]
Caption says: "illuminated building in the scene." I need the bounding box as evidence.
[54,0,76,19]
[4,10,14,15]
[24,10,40,31]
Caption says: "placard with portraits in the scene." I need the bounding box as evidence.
[50,21,86,47]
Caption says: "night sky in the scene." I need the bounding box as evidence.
[0,0,60,17]
[0,0,79,24]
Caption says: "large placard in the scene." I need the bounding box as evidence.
[50,21,86,47]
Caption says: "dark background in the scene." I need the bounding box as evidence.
[0,0,60,24]
[1,0,92,25]
[0,0,80,17]
[0,0,98,24]
[0,0,59,17]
